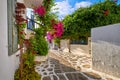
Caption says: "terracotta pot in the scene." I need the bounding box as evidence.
[24,0,43,9]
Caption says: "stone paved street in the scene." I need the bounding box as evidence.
[35,49,118,80]
[35,57,90,80]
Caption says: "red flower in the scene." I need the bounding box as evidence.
[16,2,26,9]
[24,39,30,44]
[32,51,36,54]
[34,6,46,16]
[15,15,26,24]
[104,10,109,16]
[19,31,23,34]
[53,21,64,37]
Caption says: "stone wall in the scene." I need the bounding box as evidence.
[60,39,70,52]
[60,39,90,54]
[91,23,120,78]
[70,45,89,54]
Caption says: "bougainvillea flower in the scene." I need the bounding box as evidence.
[19,31,23,35]
[32,51,36,54]
[56,22,64,36]
[104,10,109,16]
[48,21,64,40]
[57,22,63,28]
[16,2,26,9]
[34,6,46,16]
[24,39,30,44]
[51,21,64,38]
[47,32,53,42]
[53,24,58,29]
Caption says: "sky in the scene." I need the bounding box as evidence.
[52,0,120,20]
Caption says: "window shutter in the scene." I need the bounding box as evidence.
[12,0,18,53]
[8,0,18,56]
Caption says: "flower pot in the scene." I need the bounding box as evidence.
[24,0,43,9]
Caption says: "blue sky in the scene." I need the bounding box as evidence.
[52,0,120,20]
[55,0,103,7]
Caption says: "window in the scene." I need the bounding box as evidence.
[27,9,35,30]
[8,0,18,56]
[27,14,35,30]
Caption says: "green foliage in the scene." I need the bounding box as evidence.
[29,37,37,52]
[30,36,49,56]
[14,52,41,80]
[31,0,58,56]
[34,28,45,38]
[54,38,61,48]
[23,52,35,68]
[14,66,40,80]
[63,0,120,39]
[32,28,49,56]
[43,0,55,13]
[36,37,48,55]
[54,38,60,44]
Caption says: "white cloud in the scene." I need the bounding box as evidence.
[52,0,74,20]
[75,1,92,9]
[52,1,92,20]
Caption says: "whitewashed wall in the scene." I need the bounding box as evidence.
[91,23,120,78]
[0,0,22,80]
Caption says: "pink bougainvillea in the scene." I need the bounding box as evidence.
[46,32,53,42]
[46,21,64,41]
[34,6,46,16]
[53,21,64,37]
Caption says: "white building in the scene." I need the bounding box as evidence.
[0,0,28,80]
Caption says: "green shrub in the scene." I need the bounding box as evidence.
[31,28,49,56]
[29,37,38,53]
[14,52,41,80]
[23,52,35,68]
[14,66,40,80]
[54,38,61,48]
[36,37,48,55]
[30,36,48,55]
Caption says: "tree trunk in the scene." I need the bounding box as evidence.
[68,39,71,53]
[19,39,23,80]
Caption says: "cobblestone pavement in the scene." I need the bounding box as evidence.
[35,50,117,80]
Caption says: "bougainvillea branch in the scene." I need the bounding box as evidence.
[15,2,26,80]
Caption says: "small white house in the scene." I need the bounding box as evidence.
[0,0,30,80]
